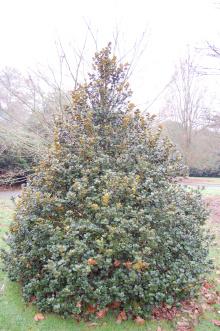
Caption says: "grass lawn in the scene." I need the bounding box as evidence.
[0,179,220,331]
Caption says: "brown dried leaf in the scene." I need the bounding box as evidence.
[203,281,213,289]
[96,308,108,319]
[157,327,165,331]
[206,294,217,305]
[34,313,45,321]
[134,316,145,325]
[88,258,97,266]
[152,304,178,320]
[212,320,220,327]
[176,319,193,331]
[116,310,127,323]
[109,301,121,309]
[114,260,121,267]
[87,304,96,313]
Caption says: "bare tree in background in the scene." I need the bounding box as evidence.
[160,52,211,163]
[0,30,150,184]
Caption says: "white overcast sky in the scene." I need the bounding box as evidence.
[0,0,220,109]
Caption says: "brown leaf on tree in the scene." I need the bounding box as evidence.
[212,320,220,327]
[88,258,97,266]
[96,307,108,319]
[34,313,45,321]
[116,310,127,323]
[124,261,132,269]
[114,260,121,267]
[87,304,96,313]
[134,316,145,325]
[109,301,121,309]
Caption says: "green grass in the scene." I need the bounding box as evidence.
[1,184,220,331]
[200,187,220,196]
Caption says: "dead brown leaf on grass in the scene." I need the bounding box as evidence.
[134,316,145,325]
[116,310,127,324]
[96,307,108,319]
[212,320,220,327]
[34,313,45,321]
[176,318,194,331]
[152,304,178,320]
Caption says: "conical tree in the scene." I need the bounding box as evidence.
[2,44,212,319]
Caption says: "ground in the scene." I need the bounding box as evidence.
[0,178,220,331]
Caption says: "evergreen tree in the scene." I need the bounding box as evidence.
[1,44,212,319]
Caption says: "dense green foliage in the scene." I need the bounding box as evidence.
[1,44,212,319]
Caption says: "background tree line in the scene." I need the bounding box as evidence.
[0,42,220,185]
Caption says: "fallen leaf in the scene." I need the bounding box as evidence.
[134,316,145,325]
[212,320,220,327]
[116,310,127,323]
[203,281,213,289]
[206,294,217,305]
[34,313,45,321]
[152,304,178,320]
[176,319,193,331]
[96,308,108,319]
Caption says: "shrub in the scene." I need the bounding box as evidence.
[1,44,212,319]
